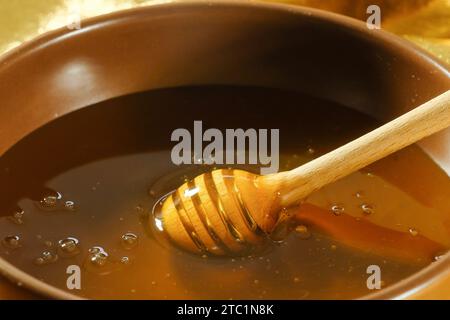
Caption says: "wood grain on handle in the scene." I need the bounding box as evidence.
[275,90,450,206]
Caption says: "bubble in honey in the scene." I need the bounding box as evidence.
[8,209,25,225]
[36,191,69,212]
[40,192,62,208]
[35,191,76,212]
[408,228,419,237]
[361,204,374,215]
[84,246,122,275]
[355,191,364,198]
[331,205,344,216]
[2,235,21,249]
[294,225,311,240]
[307,147,315,155]
[121,232,138,250]
[64,200,77,211]
[57,237,80,258]
[120,256,131,265]
[293,277,300,283]
[88,246,109,267]
[34,251,58,265]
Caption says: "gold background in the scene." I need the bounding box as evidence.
[0,0,449,299]
[1,0,449,63]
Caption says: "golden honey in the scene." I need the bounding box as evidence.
[0,86,448,299]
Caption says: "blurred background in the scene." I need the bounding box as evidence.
[1,0,449,63]
[0,0,449,299]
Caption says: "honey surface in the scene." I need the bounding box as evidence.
[0,86,448,299]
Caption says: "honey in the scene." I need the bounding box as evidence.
[0,86,448,299]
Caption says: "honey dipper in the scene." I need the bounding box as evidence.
[159,90,450,256]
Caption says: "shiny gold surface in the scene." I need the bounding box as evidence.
[0,0,449,63]
[0,0,448,300]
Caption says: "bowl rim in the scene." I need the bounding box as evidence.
[0,0,448,300]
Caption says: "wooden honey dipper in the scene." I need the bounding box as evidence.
[159,90,450,256]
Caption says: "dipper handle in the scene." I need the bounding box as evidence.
[270,90,450,206]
